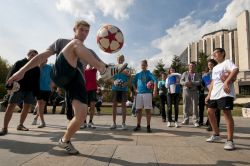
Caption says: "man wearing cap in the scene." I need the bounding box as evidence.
[0,49,40,135]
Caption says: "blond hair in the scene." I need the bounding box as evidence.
[117,54,124,60]
[74,20,90,29]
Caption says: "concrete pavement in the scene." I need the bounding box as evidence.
[0,112,249,166]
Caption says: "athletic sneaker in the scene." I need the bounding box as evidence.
[58,138,79,155]
[80,122,87,129]
[87,122,95,128]
[174,122,179,128]
[0,128,8,136]
[181,120,189,125]
[224,140,235,150]
[147,126,152,133]
[110,123,117,129]
[38,123,46,128]
[133,125,141,132]
[194,122,200,127]
[121,123,127,130]
[100,63,128,81]
[206,135,222,142]
[31,119,38,125]
[167,122,171,127]
[17,124,29,131]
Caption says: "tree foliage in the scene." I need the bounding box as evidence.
[0,56,11,98]
[153,59,166,79]
[0,56,11,83]
[196,52,209,73]
[170,55,187,74]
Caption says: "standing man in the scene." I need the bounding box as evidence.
[5,20,127,155]
[0,49,40,135]
[80,64,98,128]
[180,62,201,127]
[32,59,52,128]
[110,55,130,130]
[205,48,238,150]
[133,60,157,133]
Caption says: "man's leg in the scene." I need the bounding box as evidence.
[121,101,127,124]
[0,103,16,133]
[62,99,87,141]
[37,100,46,128]
[19,103,31,128]
[89,101,95,122]
[192,91,199,126]
[223,110,234,141]
[207,108,220,135]
[145,109,152,132]
[182,90,190,124]
[112,101,117,125]
[136,109,142,126]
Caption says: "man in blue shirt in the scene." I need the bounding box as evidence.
[110,55,130,130]
[133,60,157,133]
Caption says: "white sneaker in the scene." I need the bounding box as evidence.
[167,122,171,127]
[206,135,222,143]
[121,123,127,130]
[194,122,200,127]
[38,122,46,128]
[80,122,87,129]
[181,120,189,125]
[87,122,95,128]
[110,123,117,129]
[58,138,79,155]
[224,140,235,150]
[100,63,128,81]
[31,119,38,125]
[174,122,179,128]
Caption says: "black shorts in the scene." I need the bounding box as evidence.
[51,53,88,104]
[36,90,51,102]
[207,97,234,110]
[112,91,128,103]
[87,90,97,104]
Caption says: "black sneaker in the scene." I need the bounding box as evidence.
[133,126,141,132]
[0,128,8,136]
[17,124,29,131]
[206,126,212,131]
[147,127,152,133]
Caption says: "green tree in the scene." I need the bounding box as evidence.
[153,59,166,79]
[171,55,187,73]
[0,56,11,98]
[196,52,209,73]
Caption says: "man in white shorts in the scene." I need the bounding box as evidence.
[132,60,157,133]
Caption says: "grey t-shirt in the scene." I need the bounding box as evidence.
[47,38,102,71]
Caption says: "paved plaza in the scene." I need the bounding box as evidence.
[0,112,249,166]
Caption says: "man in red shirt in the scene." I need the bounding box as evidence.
[81,64,98,128]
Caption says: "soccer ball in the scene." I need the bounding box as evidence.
[114,79,123,87]
[97,24,124,53]
[6,81,20,94]
[220,71,237,83]
[146,81,154,90]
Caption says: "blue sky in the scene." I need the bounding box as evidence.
[0,0,249,71]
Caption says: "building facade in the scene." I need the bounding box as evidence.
[182,10,250,95]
